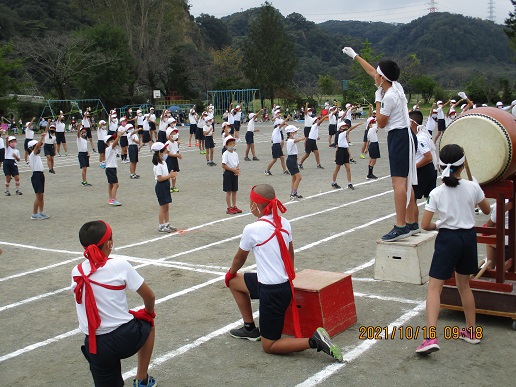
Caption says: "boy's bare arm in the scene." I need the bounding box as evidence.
[289,242,295,267]
[229,248,250,274]
[136,282,155,314]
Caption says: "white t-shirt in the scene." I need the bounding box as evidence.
[109,118,118,133]
[82,117,90,128]
[234,111,242,121]
[77,137,88,153]
[44,132,56,145]
[271,127,282,144]
[328,113,337,125]
[149,114,156,125]
[165,140,179,155]
[153,162,169,180]
[203,124,214,137]
[337,129,349,148]
[345,109,352,121]
[143,117,149,131]
[380,88,409,131]
[228,112,235,125]
[415,131,433,165]
[426,117,436,133]
[239,214,292,285]
[56,121,65,133]
[286,138,298,155]
[437,106,445,120]
[137,115,144,126]
[222,149,239,168]
[304,114,315,128]
[308,123,319,140]
[425,179,485,230]
[128,132,139,146]
[105,144,118,168]
[189,110,197,124]
[71,258,144,335]
[5,147,20,160]
[247,119,256,133]
[367,125,378,142]
[0,137,4,150]
[29,151,44,172]
[97,126,107,141]
[25,126,34,140]
[118,125,127,137]
[158,117,168,132]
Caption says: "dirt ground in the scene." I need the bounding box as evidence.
[0,121,514,386]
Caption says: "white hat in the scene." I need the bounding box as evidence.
[432,109,438,113]
[168,117,176,124]
[49,122,56,128]
[460,104,466,110]
[512,100,516,106]
[367,117,376,125]
[120,116,127,122]
[166,128,173,138]
[345,103,351,108]
[8,135,17,142]
[104,134,116,143]
[99,120,106,125]
[248,113,256,120]
[450,99,456,103]
[482,103,488,107]
[285,125,298,133]
[372,110,377,114]
[150,107,155,110]
[125,123,134,130]
[236,105,241,110]
[111,113,117,118]
[224,136,236,146]
[437,100,443,105]
[338,111,345,118]
[307,107,313,111]
[151,142,167,152]
[28,140,38,148]
[25,122,32,127]
[137,109,142,114]
[496,101,503,106]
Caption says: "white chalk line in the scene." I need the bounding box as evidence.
[296,302,427,387]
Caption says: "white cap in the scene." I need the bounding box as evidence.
[125,123,134,130]
[482,103,488,107]
[338,111,345,118]
[49,122,56,128]
[236,105,241,110]
[104,134,116,143]
[367,117,376,125]
[168,117,176,124]
[224,136,235,146]
[496,101,503,106]
[151,142,168,152]
[285,125,298,133]
[222,122,231,128]
[120,116,127,122]
[166,128,173,138]
[25,122,32,127]
[437,100,443,105]
[8,135,17,142]
[372,110,377,114]
[137,109,142,114]
[512,100,516,105]
[248,113,256,120]
[99,120,106,125]
[450,99,456,103]
[28,140,38,148]
[345,103,351,108]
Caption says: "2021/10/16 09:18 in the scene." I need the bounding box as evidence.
[358,326,435,340]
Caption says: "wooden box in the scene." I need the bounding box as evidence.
[282,269,357,338]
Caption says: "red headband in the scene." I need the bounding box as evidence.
[82,221,112,272]
[249,186,287,228]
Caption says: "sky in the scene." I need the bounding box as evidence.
[189,0,514,25]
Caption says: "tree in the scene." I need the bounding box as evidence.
[196,14,232,50]
[505,0,516,53]
[0,43,23,96]
[318,74,334,97]
[242,2,296,106]
[347,40,382,104]
[399,53,422,103]
[211,47,245,90]
[410,75,436,103]
[465,75,501,104]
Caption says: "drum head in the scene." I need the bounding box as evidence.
[440,114,511,185]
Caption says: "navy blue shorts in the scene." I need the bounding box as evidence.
[166,156,180,172]
[368,141,380,159]
[244,273,291,341]
[189,123,197,135]
[155,180,172,206]
[82,318,152,387]
[223,170,238,192]
[329,124,337,136]
[119,136,128,148]
[234,121,241,132]
[387,128,416,177]
[205,136,214,149]
[97,140,106,154]
[105,167,118,184]
[78,152,90,168]
[363,128,369,143]
[44,143,55,157]
[413,163,437,199]
[128,145,138,163]
[56,132,66,144]
[3,159,19,177]
[24,138,32,152]
[271,143,283,159]
[31,171,45,193]
[429,228,479,280]
[142,131,151,144]
[437,119,446,132]
[335,147,350,165]
[0,148,4,163]
[85,127,93,139]
[286,154,299,175]
[195,127,205,141]
[304,138,318,154]
[245,131,254,145]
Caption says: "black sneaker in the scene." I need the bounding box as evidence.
[298,163,304,169]
[49,169,55,174]
[407,222,421,235]
[311,327,343,362]
[244,157,251,161]
[229,326,261,341]
[349,158,356,164]
[4,191,10,196]
[283,170,290,175]
[294,193,303,199]
[367,174,378,180]
[347,183,355,190]
[252,156,260,161]
[317,164,324,169]
[331,182,341,189]
[15,190,22,195]
[264,170,272,176]
[382,225,411,242]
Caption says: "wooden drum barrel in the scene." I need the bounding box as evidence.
[440,107,516,185]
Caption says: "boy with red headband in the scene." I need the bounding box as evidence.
[225,184,343,362]
[72,220,156,387]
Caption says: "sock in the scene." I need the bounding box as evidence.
[332,181,336,184]
[348,181,352,185]
[309,338,317,349]
[368,165,373,175]
[15,183,20,190]
[244,322,256,331]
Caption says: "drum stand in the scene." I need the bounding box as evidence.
[440,179,516,330]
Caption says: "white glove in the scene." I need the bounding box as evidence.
[375,87,384,103]
[342,47,357,59]
[458,92,467,99]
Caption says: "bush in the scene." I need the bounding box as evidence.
[433,85,449,102]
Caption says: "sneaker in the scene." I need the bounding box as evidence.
[130,174,139,179]
[311,327,343,362]
[158,225,171,233]
[416,338,440,354]
[290,195,297,201]
[49,169,55,174]
[57,153,61,157]
[381,225,411,242]
[331,182,341,189]
[31,213,42,220]
[170,188,174,193]
[210,162,217,166]
[244,157,251,161]
[165,224,177,232]
[108,199,115,205]
[81,181,92,186]
[264,170,272,176]
[294,193,303,199]
[39,212,49,219]
[236,138,242,142]
[407,222,421,235]
[92,148,97,153]
[171,187,179,192]
[4,191,10,196]
[226,207,236,214]
[459,328,481,344]
[283,170,290,175]
[133,376,157,387]
[317,164,324,169]
[252,156,260,161]
[99,163,106,169]
[349,142,353,146]
[474,208,480,214]
[298,163,304,169]
[233,207,243,213]
[360,153,365,159]
[366,174,378,179]
[350,158,356,164]
[111,200,122,206]
[64,153,68,157]
[15,190,22,195]
[348,183,355,190]
[200,150,206,155]
[229,326,261,341]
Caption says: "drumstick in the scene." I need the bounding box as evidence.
[464,155,473,181]
[474,259,490,279]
